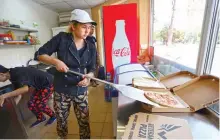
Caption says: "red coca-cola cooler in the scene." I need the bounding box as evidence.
[103,3,139,80]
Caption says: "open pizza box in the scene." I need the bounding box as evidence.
[140,75,219,112]
[132,71,197,90]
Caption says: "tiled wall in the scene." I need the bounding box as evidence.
[0,45,36,68]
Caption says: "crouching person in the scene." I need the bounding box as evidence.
[0,65,56,127]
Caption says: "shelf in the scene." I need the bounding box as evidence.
[0,44,35,47]
[0,26,38,33]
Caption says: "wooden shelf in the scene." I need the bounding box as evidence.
[0,26,38,33]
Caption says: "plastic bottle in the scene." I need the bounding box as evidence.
[104,84,112,102]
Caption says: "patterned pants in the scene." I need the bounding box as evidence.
[27,85,55,120]
[54,92,90,139]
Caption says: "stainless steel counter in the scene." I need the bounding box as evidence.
[117,93,219,139]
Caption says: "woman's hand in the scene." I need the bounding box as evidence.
[78,75,91,87]
[55,60,69,72]
[0,95,5,107]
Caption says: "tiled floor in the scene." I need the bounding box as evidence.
[24,83,114,139]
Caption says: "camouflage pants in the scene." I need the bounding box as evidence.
[53,92,90,139]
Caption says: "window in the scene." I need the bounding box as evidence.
[208,25,219,115]
[152,0,206,75]
[210,30,220,77]
[208,39,219,115]
[151,0,219,115]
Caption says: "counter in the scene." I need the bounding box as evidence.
[117,92,219,139]
[0,85,28,139]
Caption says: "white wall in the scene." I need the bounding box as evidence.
[0,0,58,68]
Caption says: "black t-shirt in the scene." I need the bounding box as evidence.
[77,45,87,58]
[9,67,53,90]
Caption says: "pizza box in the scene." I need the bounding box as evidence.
[122,113,193,139]
[141,75,219,112]
[132,71,197,90]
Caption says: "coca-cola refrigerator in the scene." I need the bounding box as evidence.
[103,4,139,79]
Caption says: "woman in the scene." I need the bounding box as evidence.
[34,9,96,139]
[0,65,56,128]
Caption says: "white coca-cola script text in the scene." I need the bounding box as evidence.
[112,47,131,57]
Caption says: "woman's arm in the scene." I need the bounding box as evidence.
[38,55,69,72]
[38,54,60,65]
[0,86,28,107]
[34,32,69,72]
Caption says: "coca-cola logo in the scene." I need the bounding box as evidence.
[113,47,131,57]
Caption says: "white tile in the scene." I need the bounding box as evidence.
[41,0,64,4]
[65,0,90,9]
[85,0,105,7]
[42,4,57,11]
[0,46,35,68]
[32,0,46,5]
[45,2,72,12]
[57,8,73,13]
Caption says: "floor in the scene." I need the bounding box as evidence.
[24,83,114,139]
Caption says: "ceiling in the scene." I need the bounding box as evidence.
[32,0,108,13]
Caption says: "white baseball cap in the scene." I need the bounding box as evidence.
[70,9,97,26]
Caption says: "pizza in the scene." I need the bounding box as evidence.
[144,92,178,107]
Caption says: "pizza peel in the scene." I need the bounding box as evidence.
[66,69,160,107]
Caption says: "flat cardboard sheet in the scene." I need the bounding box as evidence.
[122,113,193,139]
